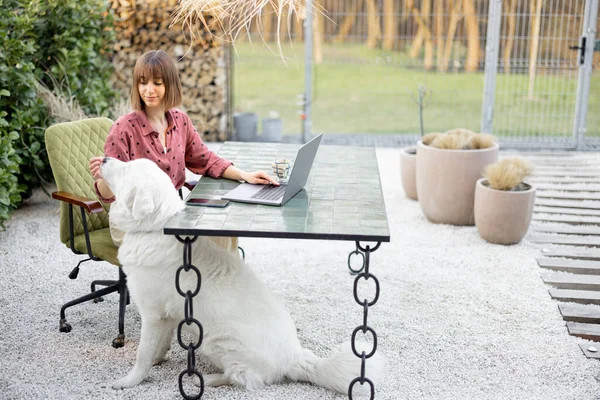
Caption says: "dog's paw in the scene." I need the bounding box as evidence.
[201,373,229,387]
[112,375,143,390]
[192,374,202,387]
[152,356,168,366]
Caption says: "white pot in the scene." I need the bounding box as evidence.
[233,112,257,141]
[416,140,499,225]
[399,146,417,200]
[261,117,282,142]
[474,178,536,245]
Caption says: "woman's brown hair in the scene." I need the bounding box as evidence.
[131,50,182,111]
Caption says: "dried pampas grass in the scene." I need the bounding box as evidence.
[483,158,534,191]
[430,133,469,149]
[422,132,441,146]
[425,128,497,150]
[444,128,476,138]
[468,133,497,150]
[108,97,132,121]
[37,80,130,123]
[36,82,87,123]
[171,0,324,56]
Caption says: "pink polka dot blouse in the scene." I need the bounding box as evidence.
[96,108,232,203]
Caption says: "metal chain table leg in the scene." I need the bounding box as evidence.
[348,243,365,275]
[175,236,204,400]
[348,241,381,400]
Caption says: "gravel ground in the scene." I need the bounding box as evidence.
[1,144,598,400]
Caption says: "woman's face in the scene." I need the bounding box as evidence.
[138,76,166,110]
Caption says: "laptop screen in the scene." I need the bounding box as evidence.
[282,134,323,203]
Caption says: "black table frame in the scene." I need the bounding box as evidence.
[166,226,388,400]
[165,143,390,399]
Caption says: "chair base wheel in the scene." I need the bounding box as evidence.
[112,334,125,348]
[59,319,72,333]
[93,296,104,303]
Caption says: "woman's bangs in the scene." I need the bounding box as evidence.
[135,61,165,82]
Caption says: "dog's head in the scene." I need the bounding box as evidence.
[101,157,184,233]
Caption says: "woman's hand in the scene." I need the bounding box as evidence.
[89,156,104,180]
[242,170,280,186]
[222,166,279,185]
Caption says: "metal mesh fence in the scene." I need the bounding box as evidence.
[493,0,599,146]
[231,0,598,148]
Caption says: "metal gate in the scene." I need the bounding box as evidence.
[482,0,599,150]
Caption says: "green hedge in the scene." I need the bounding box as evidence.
[33,0,116,116]
[0,1,45,226]
[0,0,116,228]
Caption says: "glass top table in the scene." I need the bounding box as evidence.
[164,142,390,243]
[164,141,389,399]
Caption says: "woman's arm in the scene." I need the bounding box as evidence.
[89,118,132,202]
[89,156,115,201]
[180,111,278,185]
[95,179,115,200]
[222,165,279,185]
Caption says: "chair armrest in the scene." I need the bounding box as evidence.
[52,191,104,214]
[184,180,198,191]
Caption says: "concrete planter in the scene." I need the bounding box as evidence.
[400,146,418,200]
[416,140,499,225]
[261,117,283,142]
[233,112,257,141]
[474,179,536,245]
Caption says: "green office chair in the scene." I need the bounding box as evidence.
[45,117,128,348]
[45,118,244,349]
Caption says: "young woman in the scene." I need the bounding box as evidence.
[89,50,278,247]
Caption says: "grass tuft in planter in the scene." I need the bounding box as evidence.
[483,158,534,191]
[475,158,537,245]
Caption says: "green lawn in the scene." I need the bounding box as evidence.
[232,41,600,138]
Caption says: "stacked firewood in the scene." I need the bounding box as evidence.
[109,0,229,141]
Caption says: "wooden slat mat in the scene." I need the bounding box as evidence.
[534,165,600,170]
[536,192,600,201]
[531,224,600,235]
[560,303,600,324]
[540,247,600,260]
[534,206,600,217]
[535,198,600,209]
[524,151,600,356]
[538,257,600,274]
[530,234,600,247]
[579,343,600,359]
[534,184,600,192]
[550,288,600,305]
[533,171,600,178]
[541,272,600,291]
[528,177,600,184]
[532,214,600,225]
[567,322,600,341]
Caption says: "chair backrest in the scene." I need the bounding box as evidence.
[45,118,113,244]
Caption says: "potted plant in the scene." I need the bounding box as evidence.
[474,158,536,245]
[399,84,432,201]
[261,111,283,142]
[400,133,438,201]
[416,129,499,225]
[233,112,258,141]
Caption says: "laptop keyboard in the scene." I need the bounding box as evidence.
[251,184,287,200]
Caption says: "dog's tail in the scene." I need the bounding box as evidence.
[286,341,383,396]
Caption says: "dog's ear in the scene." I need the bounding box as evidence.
[130,188,156,220]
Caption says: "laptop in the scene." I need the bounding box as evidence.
[222,134,323,206]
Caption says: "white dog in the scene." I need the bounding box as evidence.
[101,157,382,395]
